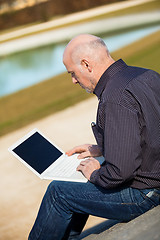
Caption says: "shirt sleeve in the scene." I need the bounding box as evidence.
[90,102,142,188]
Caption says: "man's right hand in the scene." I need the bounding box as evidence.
[66,144,102,159]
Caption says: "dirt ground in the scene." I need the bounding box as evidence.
[0,97,106,240]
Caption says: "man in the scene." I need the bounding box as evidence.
[29,34,160,240]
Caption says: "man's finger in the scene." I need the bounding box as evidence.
[66,149,76,156]
[77,162,86,171]
[77,151,90,159]
[66,145,87,156]
[66,147,81,156]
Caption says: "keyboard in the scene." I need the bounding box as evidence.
[47,155,82,178]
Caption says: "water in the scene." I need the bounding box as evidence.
[0,25,159,97]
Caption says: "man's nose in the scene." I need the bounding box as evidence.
[72,77,78,84]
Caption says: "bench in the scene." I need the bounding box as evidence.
[81,205,160,240]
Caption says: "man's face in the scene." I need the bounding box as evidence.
[63,55,96,93]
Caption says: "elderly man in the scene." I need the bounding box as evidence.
[28,34,160,240]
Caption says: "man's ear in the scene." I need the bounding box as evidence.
[81,59,92,72]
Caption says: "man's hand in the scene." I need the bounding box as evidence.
[66,144,102,159]
[77,157,100,180]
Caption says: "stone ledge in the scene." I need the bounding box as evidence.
[82,205,160,240]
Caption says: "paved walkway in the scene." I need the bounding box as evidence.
[0,0,154,41]
[0,0,158,56]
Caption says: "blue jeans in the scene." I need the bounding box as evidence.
[28,181,160,240]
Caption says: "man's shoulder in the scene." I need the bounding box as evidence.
[102,65,159,103]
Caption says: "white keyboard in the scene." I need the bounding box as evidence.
[47,155,81,178]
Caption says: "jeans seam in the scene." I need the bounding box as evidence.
[36,203,55,240]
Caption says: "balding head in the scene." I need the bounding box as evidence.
[63,34,115,93]
[63,34,109,65]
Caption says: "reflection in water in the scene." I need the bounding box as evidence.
[0,44,66,97]
[0,25,159,97]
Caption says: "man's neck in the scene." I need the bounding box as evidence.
[95,58,115,86]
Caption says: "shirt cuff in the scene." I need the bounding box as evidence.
[90,169,99,183]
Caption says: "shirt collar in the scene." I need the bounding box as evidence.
[94,59,127,99]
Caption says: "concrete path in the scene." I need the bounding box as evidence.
[0,0,154,41]
[0,0,158,56]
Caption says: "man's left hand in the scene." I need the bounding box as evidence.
[77,158,100,180]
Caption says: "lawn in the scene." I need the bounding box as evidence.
[112,30,160,72]
[0,30,159,137]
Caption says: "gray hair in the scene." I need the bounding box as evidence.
[71,37,110,65]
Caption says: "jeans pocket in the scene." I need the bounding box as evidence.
[138,189,159,212]
[119,188,159,221]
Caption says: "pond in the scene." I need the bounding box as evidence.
[0,25,159,98]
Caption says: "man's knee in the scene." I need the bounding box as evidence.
[47,180,59,195]
[46,181,66,200]
[46,181,73,215]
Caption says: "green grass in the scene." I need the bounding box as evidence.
[95,0,160,19]
[112,30,160,73]
[0,30,160,137]
[0,73,91,136]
